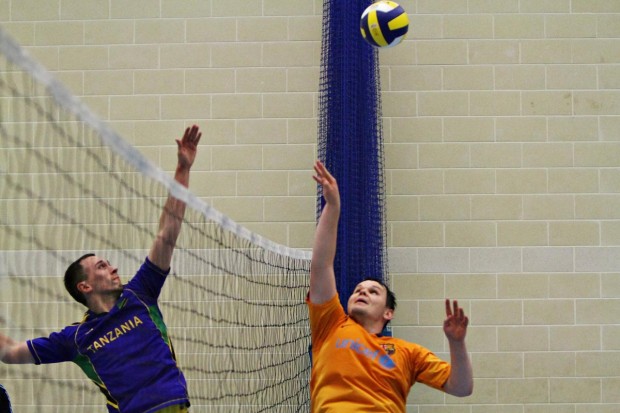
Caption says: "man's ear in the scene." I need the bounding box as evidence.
[76,281,91,294]
[383,308,394,323]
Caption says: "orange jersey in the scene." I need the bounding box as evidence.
[307,294,451,413]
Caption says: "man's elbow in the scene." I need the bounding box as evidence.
[444,381,474,397]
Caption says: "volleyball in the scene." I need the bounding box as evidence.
[360,1,409,48]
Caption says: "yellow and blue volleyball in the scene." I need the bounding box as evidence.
[360,1,409,48]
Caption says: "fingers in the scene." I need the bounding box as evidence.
[312,160,334,186]
[182,125,202,144]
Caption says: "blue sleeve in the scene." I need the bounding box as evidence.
[123,257,170,304]
[27,328,77,365]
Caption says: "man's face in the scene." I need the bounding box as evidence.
[346,280,393,326]
[79,256,123,297]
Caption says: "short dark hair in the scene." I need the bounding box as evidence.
[361,277,397,311]
[64,253,94,306]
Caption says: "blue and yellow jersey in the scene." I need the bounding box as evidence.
[27,258,189,413]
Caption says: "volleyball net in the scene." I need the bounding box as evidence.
[0,27,311,412]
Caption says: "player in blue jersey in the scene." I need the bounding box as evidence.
[0,125,202,413]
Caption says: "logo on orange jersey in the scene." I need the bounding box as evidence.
[381,343,395,355]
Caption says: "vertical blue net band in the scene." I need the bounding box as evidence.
[317,1,389,312]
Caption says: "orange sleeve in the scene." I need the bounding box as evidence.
[306,293,347,348]
[410,345,452,391]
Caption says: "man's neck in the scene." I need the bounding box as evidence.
[87,291,122,314]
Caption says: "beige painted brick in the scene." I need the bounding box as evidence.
[212,94,261,119]
[598,15,620,38]
[497,169,547,194]
[135,70,184,95]
[496,117,547,142]
[211,197,264,222]
[419,143,469,168]
[110,0,159,18]
[472,195,523,220]
[263,0,315,16]
[498,379,549,403]
[546,14,597,39]
[498,222,548,246]
[548,116,598,142]
[496,14,545,39]
[550,378,601,403]
[599,66,620,90]
[445,221,496,247]
[161,0,212,18]
[393,274,445,300]
[242,222,288,246]
[466,326,499,353]
[575,91,620,116]
[576,143,620,167]
[237,17,288,42]
[470,143,521,168]
[84,20,133,44]
[288,16,322,41]
[523,143,573,167]
[550,325,601,351]
[420,196,471,221]
[389,66,442,91]
[444,14,493,39]
[263,144,314,170]
[471,91,521,116]
[443,66,494,90]
[520,0,570,12]
[391,117,442,143]
[185,69,235,93]
[186,18,235,42]
[469,0,518,12]
[416,40,468,65]
[264,196,314,222]
[55,70,84,94]
[574,0,620,12]
[58,46,108,70]
[495,65,546,90]
[524,299,575,325]
[83,70,132,95]
[473,352,523,378]
[416,0,468,13]
[382,92,418,117]
[287,170,314,196]
[237,171,288,196]
[600,117,620,142]
[211,145,262,170]
[445,169,495,194]
[386,196,419,221]
[212,0,261,16]
[603,325,620,350]
[110,96,160,120]
[287,67,319,92]
[379,41,416,66]
[471,300,522,325]
[418,92,469,116]
[12,0,59,20]
[109,45,159,69]
[549,169,599,193]
[211,43,263,68]
[263,93,314,118]
[161,95,212,120]
[182,171,236,197]
[407,14,442,40]
[602,378,620,403]
[391,222,443,247]
[526,352,575,377]
[549,221,600,246]
[135,19,185,44]
[391,170,443,195]
[236,119,287,144]
[547,65,597,90]
[499,273,548,298]
[263,42,319,67]
[499,326,548,351]
[385,143,418,169]
[523,91,572,116]
[418,247,470,273]
[523,247,574,272]
[576,195,620,219]
[550,273,600,298]
[469,40,520,64]
[287,118,316,144]
[161,44,212,68]
[602,221,620,245]
[35,22,83,46]
[445,273,496,299]
[524,195,574,220]
[573,39,620,64]
[288,221,315,248]
[444,117,495,142]
[521,40,572,64]
[577,299,620,324]
[472,404,524,413]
